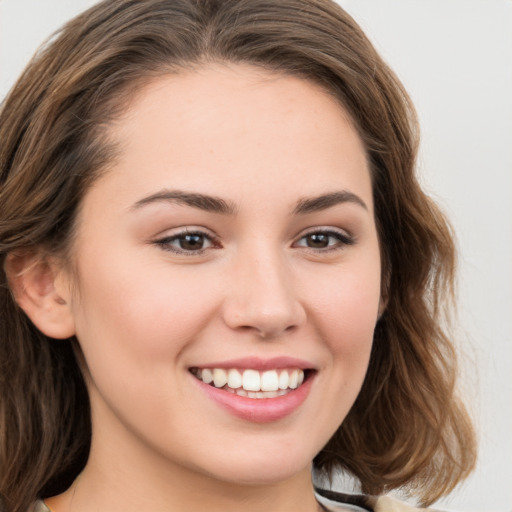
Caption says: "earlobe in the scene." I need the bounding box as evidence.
[5,251,76,339]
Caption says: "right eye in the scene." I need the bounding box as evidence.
[293,228,354,252]
[154,230,217,255]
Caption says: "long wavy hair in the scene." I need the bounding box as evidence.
[0,1,476,511]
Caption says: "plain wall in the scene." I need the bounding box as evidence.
[337,3,512,511]
[1,1,511,511]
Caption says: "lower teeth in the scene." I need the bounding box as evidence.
[223,386,290,399]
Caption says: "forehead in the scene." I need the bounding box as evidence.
[85,63,372,217]
[117,62,348,122]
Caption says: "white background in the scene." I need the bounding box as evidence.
[1,1,511,511]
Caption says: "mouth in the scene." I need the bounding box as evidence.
[189,367,312,399]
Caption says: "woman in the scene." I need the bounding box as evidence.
[0,1,476,511]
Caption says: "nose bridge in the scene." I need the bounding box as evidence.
[223,241,305,337]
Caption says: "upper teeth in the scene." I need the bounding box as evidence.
[195,368,305,392]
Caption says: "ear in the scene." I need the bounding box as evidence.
[5,251,76,339]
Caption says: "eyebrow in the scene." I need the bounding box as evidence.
[293,191,368,214]
[131,189,238,215]
[131,189,367,216]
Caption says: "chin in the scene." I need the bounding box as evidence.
[194,447,313,486]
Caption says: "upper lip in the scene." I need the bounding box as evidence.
[190,356,315,371]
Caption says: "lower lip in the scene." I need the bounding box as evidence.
[193,374,314,423]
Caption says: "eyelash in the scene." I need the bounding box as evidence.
[153,228,355,256]
[154,229,219,255]
[293,229,355,252]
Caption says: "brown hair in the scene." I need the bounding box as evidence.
[0,1,476,511]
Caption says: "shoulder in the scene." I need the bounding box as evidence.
[316,490,437,512]
[30,501,50,512]
[373,496,429,512]
[33,496,438,512]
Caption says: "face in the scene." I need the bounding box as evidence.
[64,64,382,486]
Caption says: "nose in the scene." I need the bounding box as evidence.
[222,250,306,339]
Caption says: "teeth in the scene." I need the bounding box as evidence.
[242,369,260,391]
[227,369,242,389]
[289,369,299,389]
[202,368,213,384]
[197,367,306,394]
[213,368,227,388]
[261,370,279,391]
[278,370,289,390]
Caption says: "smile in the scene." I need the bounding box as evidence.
[190,368,306,399]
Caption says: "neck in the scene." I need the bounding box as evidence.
[46,424,321,512]
[47,464,321,512]
[45,383,324,512]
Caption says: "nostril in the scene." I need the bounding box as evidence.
[259,323,298,339]
[221,272,306,337]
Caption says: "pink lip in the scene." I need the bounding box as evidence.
[193,356,315,371]
[192,371,315,423]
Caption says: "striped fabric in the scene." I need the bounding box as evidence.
[33,490,433,512]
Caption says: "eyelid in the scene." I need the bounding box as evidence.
[151,225,354,256]
[292,227,355,250]
[152,227,220,255]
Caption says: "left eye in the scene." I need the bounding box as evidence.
[155,231,214,253]
[294,230,353,250]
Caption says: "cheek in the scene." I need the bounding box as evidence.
[305,261,381,370]
[71,253,220,367]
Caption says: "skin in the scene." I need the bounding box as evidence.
[39,63,383,512]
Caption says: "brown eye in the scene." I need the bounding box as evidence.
[179,234,206,251]
[155,230,216,254]
[294,230,354,251]
[305,233,330,248]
